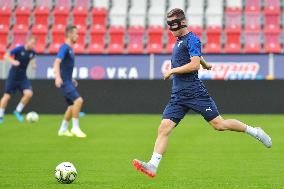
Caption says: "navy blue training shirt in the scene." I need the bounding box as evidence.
[171,32,208,96]
[57,43,75,82]
[8,46,36,80]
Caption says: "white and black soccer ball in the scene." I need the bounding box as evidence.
[55,162,77,184]
[26,111,39,123]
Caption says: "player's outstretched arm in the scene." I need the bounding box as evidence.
[53,58,63,88]
[30,58,37,69]
[200,56,212,70]
[4,52,20,66]
[164,56,201,80]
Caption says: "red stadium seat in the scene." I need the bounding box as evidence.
[76,25,86,46]
[54,7,70,25]
[108,26,125,54]
[0,25,9,45]
[0,44,5,60]
[224,25,241,53]
[34,6,50,25]
[32,24,48,53]
[49,43,61,54]
[51,24,65,44]
[245,0,261,12]
[188,26,202,39]
[264,5,280,29]
[89,25,105,54]
[15,7,31,25]
[0,7,11,26]
[73,6,88,26]
[204,26,222,53]
[225,7,242,28]
[264,25,280,53]
[13,25,29,47]
[147,26,163,54]
[166,29,176,53]
[74,0,90,9]
[243,30,261,53]
[73,43,85,54]
[92,8,108,26]
[127,26,145,54]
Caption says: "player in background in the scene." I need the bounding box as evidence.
[132,8,272,178]
[0,36,37,123]
[53,25,87,138]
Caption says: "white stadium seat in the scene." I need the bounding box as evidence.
[148,0,166,26]
[168,0,186,11]
[226,0,242,8]
[109,0,128,27]
[129,0,147,26]
[186,0,205,27]
[207,0,224,14]
[93,0,110,9]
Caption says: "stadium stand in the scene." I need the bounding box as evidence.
[1,0,284,54]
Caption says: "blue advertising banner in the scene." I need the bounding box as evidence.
[34,54,272,80]
[35,55,150,79]
[154,54,269,80]
[274,55,284,79]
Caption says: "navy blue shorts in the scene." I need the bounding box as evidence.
[4,79,32,94]
[60,82,81,106]
[162,93,220,124]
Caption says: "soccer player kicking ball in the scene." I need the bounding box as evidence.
[0,36,37,123]
[132,8,272,178]
[53,25,86,138]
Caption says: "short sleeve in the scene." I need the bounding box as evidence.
[187,36,202,57]
[57,45,67,60]
[10,46,22,56]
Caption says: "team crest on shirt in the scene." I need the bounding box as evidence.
[69,50,73,55]
[178,41,183,47]
[21,51,25,56]
[29,53,33,58]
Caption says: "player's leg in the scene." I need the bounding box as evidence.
[58,106,73,137]
[209,116,272,148]
[193,96,272,148]
[13,89,33,122]
[133,99,186,177]
[68,90,86,138]
[0,93,12,123]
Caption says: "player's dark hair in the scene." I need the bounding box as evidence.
[27,35,37,41]
[65,25,77,37]
[167,8,186,19]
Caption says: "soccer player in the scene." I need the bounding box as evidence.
[0,36,37,123]
[132,8,272,178]
[53,25,87,138]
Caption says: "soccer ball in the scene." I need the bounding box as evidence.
[26,111,39,123]
[54,162,77,184]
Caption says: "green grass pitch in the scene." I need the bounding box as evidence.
[0,114,283,189]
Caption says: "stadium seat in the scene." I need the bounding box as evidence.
[92,8,108,26]
[168,0,185,11]
[166,29,176,53]
[188,26,202,39]
[243,30,261,53]
[0,44,5,60]
[13,25,29,47]
[245,0,261,12]
[32,24,48,53]
[53,0,71,25]
[34,0,53,25]
[204,26,222,53]
[0,7,11,26]
[108,26,125,54]
[225,7,242,28]
[15,7,31,26]
[147,26,164,54]
[148,0,166,27]
[89,25,105,54]
[49,43,61,53]
[0,25,9,45]
[224,26,241,53]
[226,0,242,8]
[73,6,88,26]
[264,25,281,53]
[206,0,223,28]
[74,0,91,9]
[109,0,128,27]
[51,24,65,45]
[93,0,109,9]
[129,0,147,27]
[73,43,85,54]
[186,0,204,27]
[127,26,145,54]
[76,25,86,46]
[264,0,280,30]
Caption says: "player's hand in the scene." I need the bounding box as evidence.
[55,77,63,88]
[163,70,173,80]
[202,63,212,70]
[13,60,20,66]
[72,79,78,87]
[32,64,37,70]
